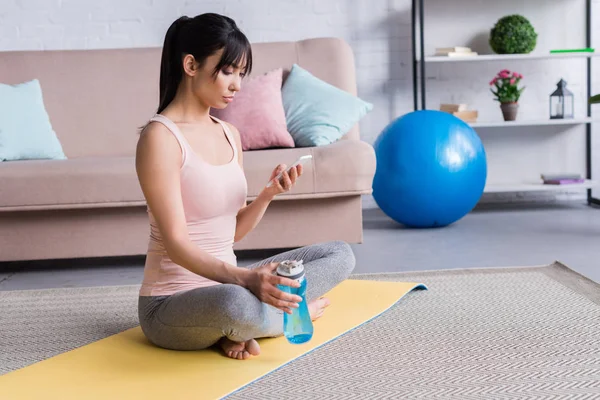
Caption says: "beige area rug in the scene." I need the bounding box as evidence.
[1,262,600,399]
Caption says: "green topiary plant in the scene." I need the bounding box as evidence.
[489,15,537,54]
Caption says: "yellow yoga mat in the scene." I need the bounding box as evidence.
[1,279,426,400]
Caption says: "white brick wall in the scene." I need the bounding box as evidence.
[2,0,600,206]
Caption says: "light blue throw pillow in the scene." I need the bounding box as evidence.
[281,64,373,147]
[0,79,66,161]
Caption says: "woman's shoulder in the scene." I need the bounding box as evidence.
[215,119,243,162]
[220,120,241,142]
[139,121,173,142]
[137,120,181,157]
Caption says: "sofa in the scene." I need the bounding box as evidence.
[0,37,376,262]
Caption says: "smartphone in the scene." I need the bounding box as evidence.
[266,154,313,188]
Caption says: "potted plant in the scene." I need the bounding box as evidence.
[590,94,600,104]
[489,15,537,54]
[490,70,525,121]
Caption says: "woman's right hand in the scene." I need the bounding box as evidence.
[244,262,303,314]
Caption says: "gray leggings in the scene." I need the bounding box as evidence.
[138,241,355,350]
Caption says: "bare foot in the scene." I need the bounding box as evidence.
[308,297,331,321]
[219,299,329,359]
[219,337,261,360]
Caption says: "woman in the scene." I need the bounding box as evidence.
[136,13,355,360]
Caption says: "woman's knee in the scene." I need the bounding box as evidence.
[219,285,263,328]
[328,240,356,276]
[218,285,275,341]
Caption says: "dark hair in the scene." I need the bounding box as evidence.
[157,13,253,114]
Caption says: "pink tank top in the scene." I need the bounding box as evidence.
[139,114,248,296]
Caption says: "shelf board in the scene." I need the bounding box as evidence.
[484,179,598,193]
[468,117,596,128]
[423,52,600,63]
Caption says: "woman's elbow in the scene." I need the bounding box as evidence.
[233,231,246,243]
[163,235,189,264]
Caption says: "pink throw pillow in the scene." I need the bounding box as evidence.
[211,68,294,151]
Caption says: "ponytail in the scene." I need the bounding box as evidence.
[157,16,190,114]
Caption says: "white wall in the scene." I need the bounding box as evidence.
[2,0,600,206]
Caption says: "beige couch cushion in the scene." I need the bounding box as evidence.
[0,157,145,211]
[0,140,375,211]
[244,140,375,200]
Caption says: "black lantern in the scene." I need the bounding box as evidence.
[549,79,574,119]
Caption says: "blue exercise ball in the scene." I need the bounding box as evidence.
[373,110,487,228]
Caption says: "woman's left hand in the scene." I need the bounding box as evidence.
[262,163,303,199]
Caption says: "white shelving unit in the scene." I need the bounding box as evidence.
[485,179,598,194]
[423,52,600,63]
[476,114,600,192]
[411,0,599,204]
[469,117,597,129]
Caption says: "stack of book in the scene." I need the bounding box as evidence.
[434,47,478,57]
[440,103,478,123]
[541,173,585,185]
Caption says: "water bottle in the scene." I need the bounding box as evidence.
[276,260,313,344]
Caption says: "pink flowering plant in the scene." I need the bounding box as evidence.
[489,69,525,103]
